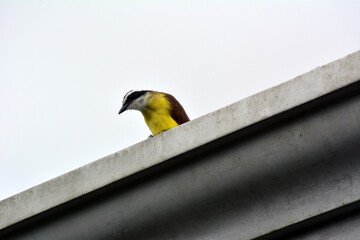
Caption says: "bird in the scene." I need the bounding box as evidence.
[118,90,190,137]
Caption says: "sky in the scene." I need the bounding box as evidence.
[0,0,359,201]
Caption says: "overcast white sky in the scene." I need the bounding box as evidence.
[0,0,359,201]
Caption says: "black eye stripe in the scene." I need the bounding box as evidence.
[124,91,147,104]
[129,91,144,100]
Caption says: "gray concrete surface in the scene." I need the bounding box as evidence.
[0,51,360,239]
[2,77,360,240]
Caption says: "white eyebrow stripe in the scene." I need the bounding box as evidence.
[122,90,148,105]
[122,90,136,104]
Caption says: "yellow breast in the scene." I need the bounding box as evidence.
[141,93,179,136]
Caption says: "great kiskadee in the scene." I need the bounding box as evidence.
[118,90,190,136]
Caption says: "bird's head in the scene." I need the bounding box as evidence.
[118,90,151,114]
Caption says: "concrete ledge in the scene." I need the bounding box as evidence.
[1,50,360,233]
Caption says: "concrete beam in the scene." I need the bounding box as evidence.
[1,51,360,239]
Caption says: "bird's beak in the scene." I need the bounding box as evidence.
[118,103,129,114]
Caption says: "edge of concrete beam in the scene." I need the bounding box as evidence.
[1,50,360,230]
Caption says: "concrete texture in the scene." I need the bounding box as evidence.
[0,51,360,239]
[2,77,360,240]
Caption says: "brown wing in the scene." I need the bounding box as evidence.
[164,93,190,125]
